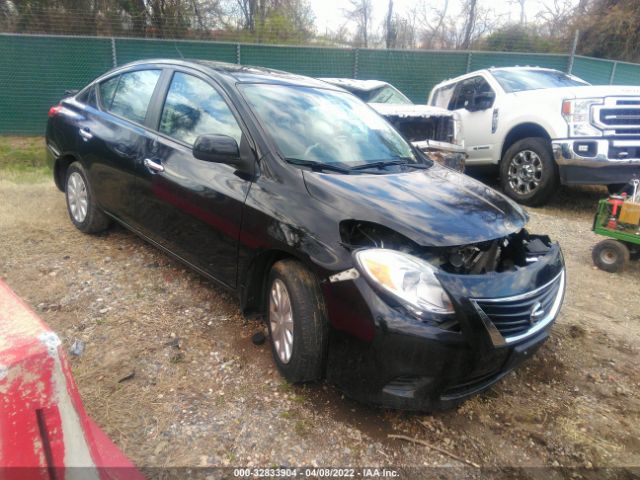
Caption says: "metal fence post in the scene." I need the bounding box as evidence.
[236,43,241,64]
[110,37,117,67]
[609,61,618,84]
[567,29,579,74]
[353,48,359,79]
[466,52,473,73]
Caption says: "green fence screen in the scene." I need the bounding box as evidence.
[2,33,640,135]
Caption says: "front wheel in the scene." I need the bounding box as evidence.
[500,137,558,207]
[592,239,630,273]
[266,259,328,383]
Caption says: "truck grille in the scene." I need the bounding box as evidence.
[595,98,640,135]
[471,271,565,346]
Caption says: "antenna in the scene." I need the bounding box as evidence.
[174,42,184,59]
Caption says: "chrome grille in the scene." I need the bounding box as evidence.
[594,98,640,136]
[471,271,565,346]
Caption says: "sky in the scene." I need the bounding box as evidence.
[311,0,564,35]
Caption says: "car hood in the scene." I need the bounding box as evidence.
[513,85,640,100]
[369,103,453,119]
[303,165,528,247]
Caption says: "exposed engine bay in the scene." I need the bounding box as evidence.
[340,220,553,274]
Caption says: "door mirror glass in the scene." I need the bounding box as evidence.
[193,134,240,163]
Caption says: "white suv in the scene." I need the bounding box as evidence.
[428,67,640,205]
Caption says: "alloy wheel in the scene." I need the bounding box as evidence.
[507,150,543,195]
[67,172,88,223]
[269,278,294,364]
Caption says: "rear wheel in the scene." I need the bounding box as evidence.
[65,162,110,234]
[592,239,630,273]
[500,137,558,206]
[266,259,328,383]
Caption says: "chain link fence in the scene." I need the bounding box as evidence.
[2,32,640,135]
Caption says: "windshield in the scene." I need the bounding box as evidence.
[365,85,413,104]
[240,84,418,169]
[491,69,589,93]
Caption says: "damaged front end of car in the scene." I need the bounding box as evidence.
[323,220,565,411]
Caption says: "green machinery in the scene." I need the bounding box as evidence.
[592,184,640,272]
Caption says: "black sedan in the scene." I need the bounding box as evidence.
[46,59,565,410]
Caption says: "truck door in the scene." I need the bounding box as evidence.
[449,76,497,165]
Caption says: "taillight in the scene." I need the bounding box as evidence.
[48,105,62,117]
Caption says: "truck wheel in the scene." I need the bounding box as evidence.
[592,239,630,273]
[266,259,328,383]
[500,137,558,207]
[65,162,111,234]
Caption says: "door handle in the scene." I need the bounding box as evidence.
[143,158,164,173]
[79,128,93,141]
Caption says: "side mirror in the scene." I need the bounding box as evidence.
[467,91,495,111]
[193,134,240,163]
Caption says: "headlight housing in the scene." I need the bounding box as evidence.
[354,248,454,319]
[561,98,603,137]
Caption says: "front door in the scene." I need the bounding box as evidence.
[135,70,252,287]
[449,76,496,164]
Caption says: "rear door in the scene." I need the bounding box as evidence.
[79,69,162,225]
[135,68,253,287]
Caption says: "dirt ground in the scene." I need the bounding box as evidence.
[1,171,639,478]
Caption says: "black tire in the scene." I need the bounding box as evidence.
[64,162,110,234]
[500,137,558,207]
[266,259,328,383]
[592,239,630,273]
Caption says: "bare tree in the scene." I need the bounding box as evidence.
[345,0,373,48]
[461,0,478,49]
[384,0,397,48]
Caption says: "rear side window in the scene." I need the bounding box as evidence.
[76,86,97,108]
[105,70,161,124]
[159,72,242,146]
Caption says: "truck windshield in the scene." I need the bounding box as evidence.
[240,84,418,170]
[366,85,413,105]
[491,69,589,93]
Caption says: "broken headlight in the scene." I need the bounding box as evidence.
[354,248,454,318]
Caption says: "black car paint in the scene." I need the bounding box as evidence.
[47,59,564,410]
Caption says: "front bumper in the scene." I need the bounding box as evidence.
[324,243,565,411]
[553,139,640,185]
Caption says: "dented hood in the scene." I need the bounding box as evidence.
[303,165,528,247]
[370,103,453,119]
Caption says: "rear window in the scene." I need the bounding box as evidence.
[101,70,161,124]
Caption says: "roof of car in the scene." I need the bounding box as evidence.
[114,58,337,90]
[431,65,563,90]
[319,78,389,92]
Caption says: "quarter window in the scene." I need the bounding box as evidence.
[159,72,242,146]
[106,70,161,124]
[98,76,119,110]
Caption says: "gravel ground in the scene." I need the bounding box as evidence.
[1,174,639,478]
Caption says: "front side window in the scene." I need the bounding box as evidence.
[159,72,242,146]
[107,70,161,124]
[432,84,456,109]
[449,76,494,110]
[240,84,417,168]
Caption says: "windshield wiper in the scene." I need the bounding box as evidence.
[349,158,428,171]
[284,157,352,174]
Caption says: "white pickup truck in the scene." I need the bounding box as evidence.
[428,67,640,205]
